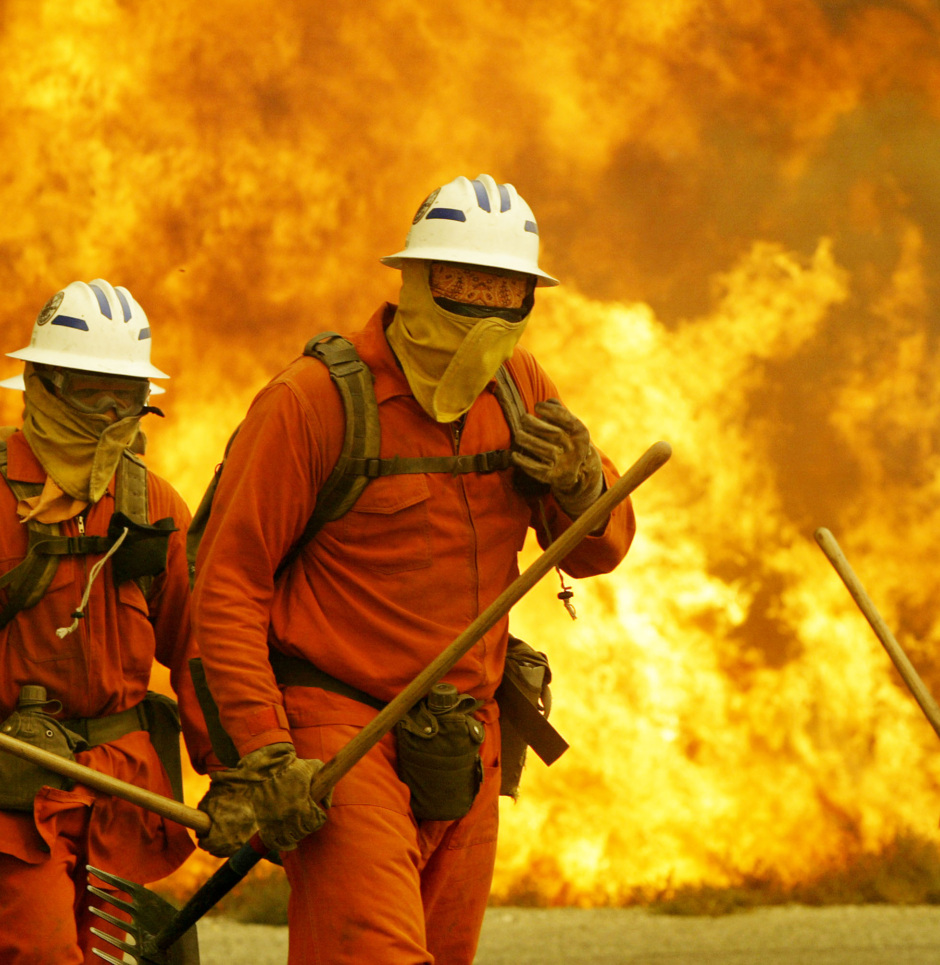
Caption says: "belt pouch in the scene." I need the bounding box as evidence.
[0,710,87,811]
[395,684,485,821]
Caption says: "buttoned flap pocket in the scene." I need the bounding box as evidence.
[337,474,432,574]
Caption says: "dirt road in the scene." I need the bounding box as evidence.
[196,904,940,964]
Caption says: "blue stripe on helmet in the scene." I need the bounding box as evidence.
[137,327,151,340]
[51,315,90,331]
[115,288,132,322]
[498,185,511,212]
[471,179,491,212]
[89,284,112,319]
[524,220,539,235]
[426,208,467,222]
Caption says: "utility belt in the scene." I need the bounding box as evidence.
[0,688,183,812]
[60,703,148,747]
[265,641,567,818]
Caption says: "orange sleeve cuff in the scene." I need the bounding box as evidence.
[229,704,293,758]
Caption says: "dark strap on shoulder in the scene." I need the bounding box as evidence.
[275,334,382,578]
[493,365,526,438]
[302,333,382,524]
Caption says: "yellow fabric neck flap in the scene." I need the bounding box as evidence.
[21,364,141,503]
[386,261,530,423]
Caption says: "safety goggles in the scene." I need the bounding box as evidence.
[40,367,151,418]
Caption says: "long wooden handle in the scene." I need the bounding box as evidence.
[0,730,211,834]
[814,526,940,741]
[310,439,672,800]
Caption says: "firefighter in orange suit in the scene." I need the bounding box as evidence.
[192,175,636,964]
[0,279,215,965]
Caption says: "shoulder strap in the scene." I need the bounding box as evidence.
[115,450,149,526]
[0,440,62,625]
[115,449,157,598]
[274,333,382,579]
[493,364,526,439]
[301,333,382,528]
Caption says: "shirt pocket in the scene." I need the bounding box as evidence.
[338,475,432,574]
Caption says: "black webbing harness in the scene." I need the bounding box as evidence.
[0,445,154,629]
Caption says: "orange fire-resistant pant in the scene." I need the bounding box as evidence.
[282,703,501,965]
[0,803,130,965]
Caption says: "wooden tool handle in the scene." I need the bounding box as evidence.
[0,730,211,833]
[814,526,940,741]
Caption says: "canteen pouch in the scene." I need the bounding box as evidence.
[395,686,485,821]
[0,708,88,811]
[498,635,553,799]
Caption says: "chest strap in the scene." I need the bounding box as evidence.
[346,449,512,477]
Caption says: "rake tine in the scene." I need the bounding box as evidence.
[87,885,138,918]
[88,926,139,959]
[90,944,134,965]
[88,865,141,892]
[88,905,135,934]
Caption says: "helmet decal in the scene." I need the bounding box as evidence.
[498,184,511,212]
[114,288,133,322]
[51,315,89,331]
[137,327,152,340]
[89,283,113,319]
[426,207,466,222]
[525,220,539,235]
[412,188,440,224]
[36,292,63,327]
[471,179,491,212]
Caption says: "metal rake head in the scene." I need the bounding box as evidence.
[86,865,199,965]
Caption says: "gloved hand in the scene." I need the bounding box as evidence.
[249,743,331,852]
[196,770,259,858]
[196,742,330,857]
[511,398,604,518]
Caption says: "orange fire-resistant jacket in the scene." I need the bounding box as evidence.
[0,430,215,883]
[193,304,636,757]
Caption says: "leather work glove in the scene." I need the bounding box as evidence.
[511,398,604,519]
[249,743,331,852]
[197,772,259,858]
[196,742,330,857]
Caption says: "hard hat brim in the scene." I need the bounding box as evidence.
[5,347,170,380]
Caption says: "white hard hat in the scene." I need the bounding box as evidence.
[7,279,169,379]
[381,174,559,286]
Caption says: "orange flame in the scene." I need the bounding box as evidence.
[4,0,940,905]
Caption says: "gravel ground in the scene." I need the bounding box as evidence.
[194,904,940,964]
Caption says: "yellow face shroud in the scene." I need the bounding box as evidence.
[386,261,532,423]
[21,364,141,510]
